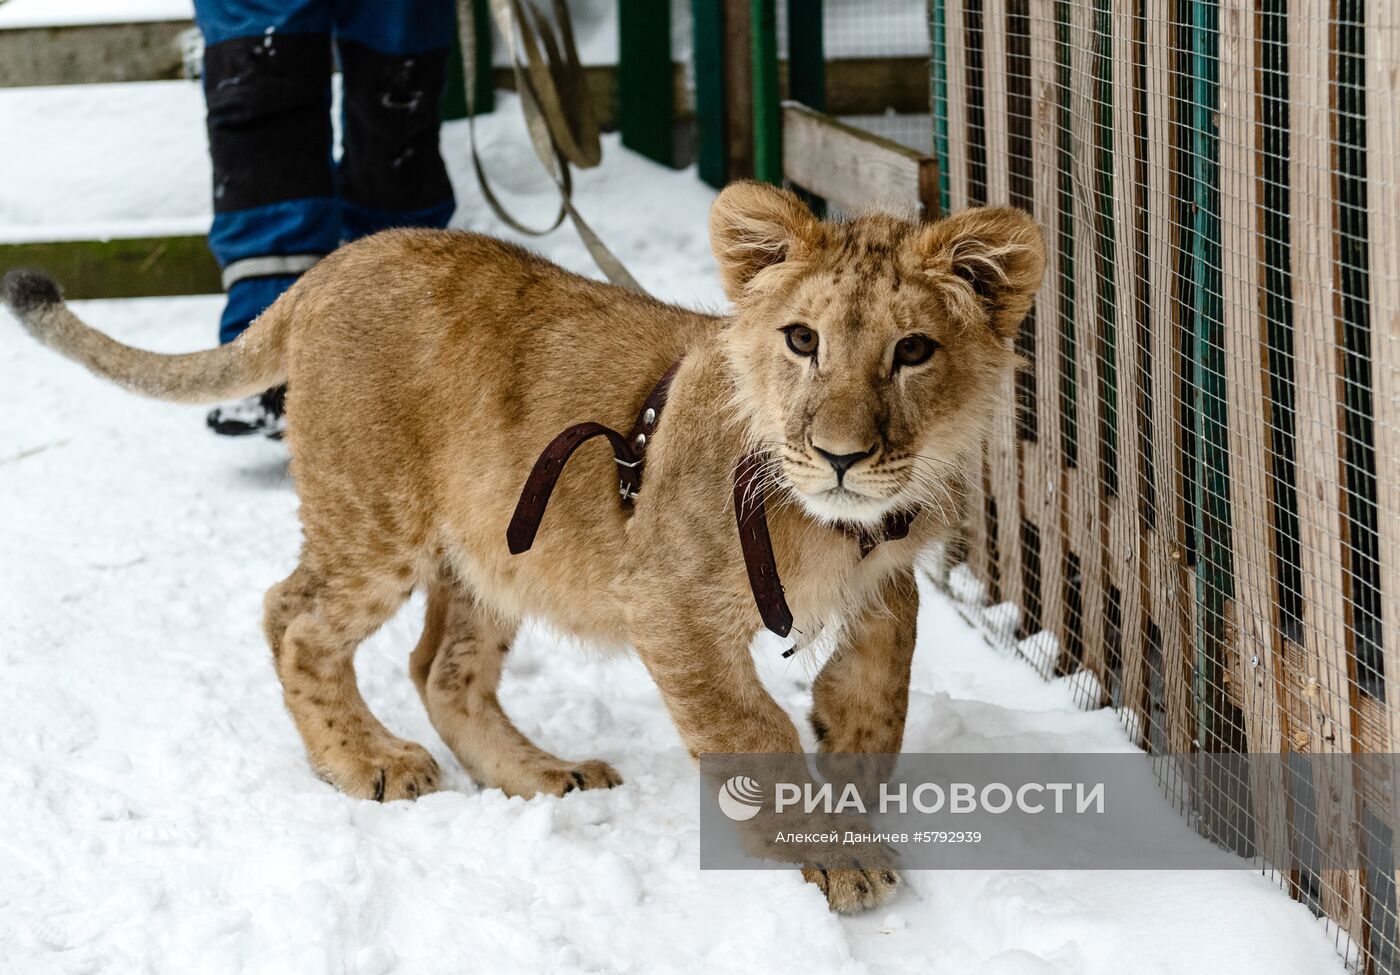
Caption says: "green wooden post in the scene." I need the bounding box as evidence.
[619,0,675,165]
[692,0,728,187]
[445,0,494,120]
[750,0,781,184]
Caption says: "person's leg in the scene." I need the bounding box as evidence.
[334,0,457,241]
[194,0,339,435]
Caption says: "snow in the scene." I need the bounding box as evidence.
[0,82,720,306]
[0,0,191,30]
[0,69,1350,975]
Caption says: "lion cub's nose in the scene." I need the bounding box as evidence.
[813,445,876,483]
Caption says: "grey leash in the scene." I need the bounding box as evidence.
[457,0,644,293]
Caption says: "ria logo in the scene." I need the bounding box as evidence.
[717,775,764,821]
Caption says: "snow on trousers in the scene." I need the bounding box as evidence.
[195,0,458,343]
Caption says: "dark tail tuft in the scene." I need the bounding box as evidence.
[2,269,63,315]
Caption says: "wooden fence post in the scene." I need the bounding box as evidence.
[983,0,1025,625]
[1108,0,1149,735]
[1143,0,1195,757]
[1290,0,1366,951]
[1367,5,1400,960]
[1024,0,1068,663]
[723,0,755,180]
[1218,0,1292,870]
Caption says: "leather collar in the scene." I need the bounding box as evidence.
[506,360,917,647]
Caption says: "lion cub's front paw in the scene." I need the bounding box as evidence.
[802,866,901,914]
[315,736,441,802]
[503,758,622,798]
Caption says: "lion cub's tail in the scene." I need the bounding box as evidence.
[2,269,289,405]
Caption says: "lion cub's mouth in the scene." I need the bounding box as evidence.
[794,482,901,526]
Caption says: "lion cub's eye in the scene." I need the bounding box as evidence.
[894,334,938,369]
[783,324,819,358]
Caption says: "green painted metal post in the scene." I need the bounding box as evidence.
[444,0,494,120]
[619,0,675,165]
[1181,0,1233,751]
[930,0,951,215]
[692,0,728,187]
[750,0,781,184]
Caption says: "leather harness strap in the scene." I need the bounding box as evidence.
[732,452,797,640]
[506,363,680,554]
[506,361,917,644]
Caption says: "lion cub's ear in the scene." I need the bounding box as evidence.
[918,206,1046,339]
[709,181,819,301]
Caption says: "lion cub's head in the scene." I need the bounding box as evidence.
[709,181,1045,527]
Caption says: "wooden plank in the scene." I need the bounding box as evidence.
[0,20,192,87]
[941,0,988,583]
[494,63,688,130]
[0,18,925,121]
[1108,0,1149,737]
[822,57,930,116]
[1287,0,1365,944]
[1063,0,1109,692]
[982,0,1010,207]
[722,0,755,180]
[1142,0,1194,756]
[1366,0,1400,918]
[1025,0,1067,652]
[981,0,1024,619]
[944,0,970,213]
[781,104,938,219]
[504,58,924,129]
[0,236,219,300]
[1217,0,1290,868]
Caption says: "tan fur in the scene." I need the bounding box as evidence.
[3,183,1044,913]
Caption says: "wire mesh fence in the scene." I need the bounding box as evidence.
[930,0,1400,969]
[786,0,934,153]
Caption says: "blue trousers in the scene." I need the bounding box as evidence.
[195,0,458,343]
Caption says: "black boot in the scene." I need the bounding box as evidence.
[206,384,288,439]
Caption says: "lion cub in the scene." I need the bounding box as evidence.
[2,182,1043,912]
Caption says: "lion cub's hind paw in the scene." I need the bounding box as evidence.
[803,866,902,914]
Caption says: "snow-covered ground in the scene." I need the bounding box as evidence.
[0,70,1350,975]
